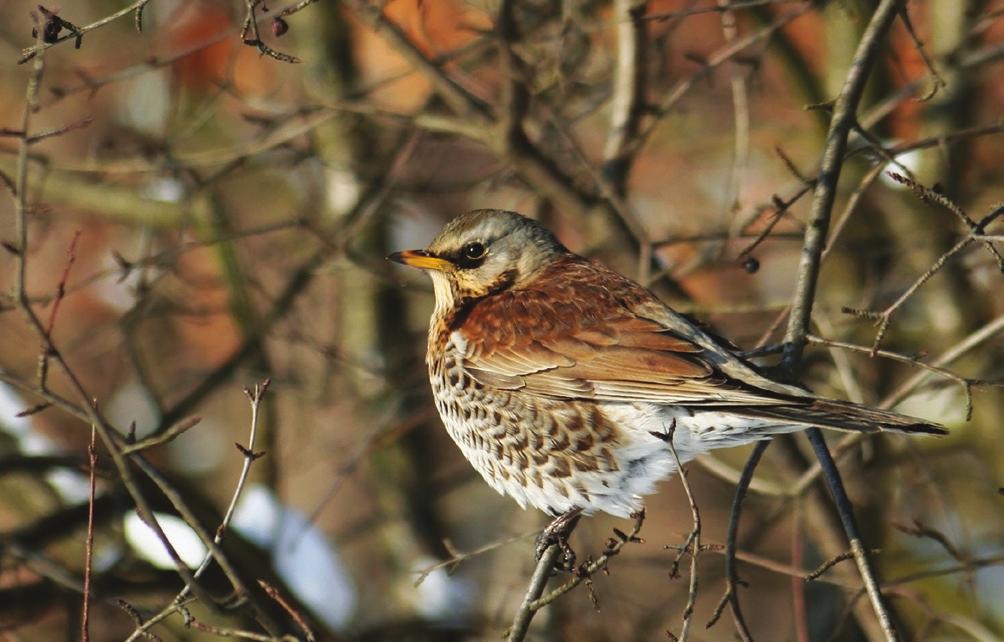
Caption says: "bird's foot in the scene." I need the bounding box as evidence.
[535,507,583,570]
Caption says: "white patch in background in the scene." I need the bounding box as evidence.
[106,381,160,441]
[166,416,226,476]
[143,176,185,204]
[115,70,171,136]
[0,382,89,502]
[410,557,475,622]
[894,383,968,427]
[232,485,356,630]
[388,202,442,255]
[93,541,123,573]
[974,560,1004,624]
[325,168,362,216]
[124,510,207,568]
[0,382,33,437]
[877,146,924,190]
[152,0,182,24]
[94,250,142,312]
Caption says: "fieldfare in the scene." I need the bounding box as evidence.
[389,210,946,521]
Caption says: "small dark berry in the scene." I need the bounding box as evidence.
[271,17,288,37]
[742,256,760,274]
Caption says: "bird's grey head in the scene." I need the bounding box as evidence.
[388,209,568,312]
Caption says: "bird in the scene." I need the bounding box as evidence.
[388,209,946,527]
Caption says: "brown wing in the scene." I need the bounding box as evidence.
[455,256,802,406]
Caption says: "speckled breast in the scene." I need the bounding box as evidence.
[426,332,631,515]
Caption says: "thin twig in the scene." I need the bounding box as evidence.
[895,4,946,100]
[125,380,272,641]
[80,424,97,642]
[791,502,809,642]
[241,0,301,63]
[10,28,251,624]
[883,314,1004,410]
[787,315,1004,496]
[782,0,904,365]
[805,335,977,420]
[806,431,900,640]
[708,440,766,641]
[258,580,317,642]
[666,424,701,642]
[628,2,814,163]
[414,531,534,587]
[842,198,1004,355]
[275,0,322,19]
[19,1,153,63]
[347,0,491,119]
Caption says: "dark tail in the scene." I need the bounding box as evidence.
[739,398,948,436]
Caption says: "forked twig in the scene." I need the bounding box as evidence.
[842,190,1004,354]
[505,511,646,642]
[664,423,701,641]
[125,380,272,641]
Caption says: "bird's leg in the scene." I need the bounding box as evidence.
[535,506,583,569]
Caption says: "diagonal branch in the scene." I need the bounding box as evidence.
[782,0,904,365]
[778,2,908,641]
[19,1,152,64]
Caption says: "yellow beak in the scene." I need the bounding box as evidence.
[386,249,452,272]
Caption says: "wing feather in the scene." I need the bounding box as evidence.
[446,253,945,436]
[454,257,800,406]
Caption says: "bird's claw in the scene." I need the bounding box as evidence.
[535,507,583,570]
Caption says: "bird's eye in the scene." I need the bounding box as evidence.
[463,242,486,260]
[456,242,487,269]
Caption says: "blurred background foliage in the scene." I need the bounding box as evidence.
[0,0,1002,640]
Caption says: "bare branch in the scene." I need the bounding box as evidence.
[505,541,564,642]
[665,424,701,641]
[19,2,153,63]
